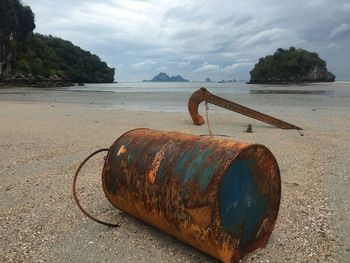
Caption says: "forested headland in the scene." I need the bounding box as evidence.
[0,0,115,86]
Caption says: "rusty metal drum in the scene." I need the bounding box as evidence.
[102,129,281,262]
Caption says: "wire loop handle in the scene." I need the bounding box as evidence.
[73,148,119,227]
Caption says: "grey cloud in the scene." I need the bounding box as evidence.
[329,24,350,39]
[215,15,253,27]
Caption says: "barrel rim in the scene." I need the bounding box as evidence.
[219,143,281,260]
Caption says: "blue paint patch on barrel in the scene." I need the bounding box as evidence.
[198,163,217,191]
[219,159,268,247]
[173,141,218,191]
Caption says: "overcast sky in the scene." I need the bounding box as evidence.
[24,0,350,82]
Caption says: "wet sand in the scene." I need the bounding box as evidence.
[0,84,349,262]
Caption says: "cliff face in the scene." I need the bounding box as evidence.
[305,64,335,82]
[249,47,336,84]
[0,0,35,75]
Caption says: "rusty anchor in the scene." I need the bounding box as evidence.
[188,87,302,130]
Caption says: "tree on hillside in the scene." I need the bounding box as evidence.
[15,34,115,82]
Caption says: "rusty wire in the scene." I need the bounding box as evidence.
[202,97,230,138]
[73,148,119,227]
[204,97,213,137]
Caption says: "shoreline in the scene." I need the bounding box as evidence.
[1,83,350,113]
[0,86,349,262]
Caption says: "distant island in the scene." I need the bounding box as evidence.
[249,47,335,84]
[143,72,189,82]
[0,0,115,87]
[218,79,237,83]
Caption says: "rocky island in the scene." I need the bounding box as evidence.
[143,72,189,82]
[0,0,115,87]
[249,47,335,84]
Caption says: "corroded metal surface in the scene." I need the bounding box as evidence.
[188,87,302,130]
[102,128,281,262]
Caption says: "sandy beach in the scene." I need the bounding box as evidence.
[0,83,349,262]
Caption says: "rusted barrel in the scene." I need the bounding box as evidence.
[102,129,281,263]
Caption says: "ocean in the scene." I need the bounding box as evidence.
[1,82,349,112]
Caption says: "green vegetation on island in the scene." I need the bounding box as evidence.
[0,0,115,86]
[249,47,335,84]
[15,34,115,83]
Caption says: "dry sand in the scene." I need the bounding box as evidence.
[0,86,349,262]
